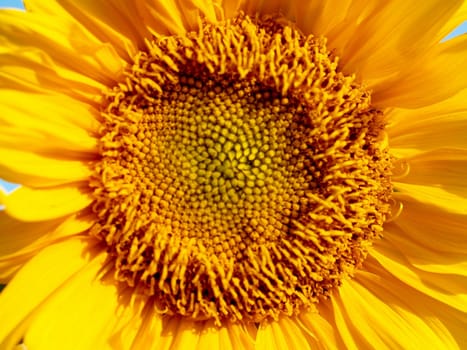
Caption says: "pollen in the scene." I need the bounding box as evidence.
[90,14,392,324]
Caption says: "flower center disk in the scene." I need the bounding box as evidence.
[91,15,392,324]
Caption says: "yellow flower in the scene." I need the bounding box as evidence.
[0,0,466,349]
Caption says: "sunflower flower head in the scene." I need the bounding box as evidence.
[0,1,466,349]
[90,14,392,324]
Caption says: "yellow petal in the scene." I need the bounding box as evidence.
[0,210,95,281]
[388,87,467,131]
[2,184,93,222]
[320,0,464,89]
[134,0,187,36]
[108,296,164,350]
[256,316,313,350]
[143,317,254,350]
[32,0,149,59]
[197,320,256,350]
[218,0,244,19]
[394,152,467,201]
[23,0,68,14]
[296,308,344,350]
[0,91,99,155]
[290,0,352,38]
[394,182,467,215]
[226,321,256,350]
[0,50,102,103]
[170,319,205,350]
[22,249,121,350]
[336,276,458,349]
[0,148,93,187]
[0,212,63,258]
[371,239,467,313]
[0,10,124,87]
[241,0,295,22]
[328,292,360,350]
[0,237,99,349]
[126,303,163,350]
[360,255,466,349]
[440,1,467,40]
[383,221,467,276]
[196,321,234,350]
[388,89,467,158]
[156,318,201,350]
[176,0,222,28]
[390,194,467,255]
[373,33,467,108]
[105,295,165,350]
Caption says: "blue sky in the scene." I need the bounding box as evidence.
[1,0,23,9]
[0,1,466,192]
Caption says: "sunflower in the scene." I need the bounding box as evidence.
[0,0,466,349]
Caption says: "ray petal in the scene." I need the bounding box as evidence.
[0,237,100,349]
[1,184,93,222]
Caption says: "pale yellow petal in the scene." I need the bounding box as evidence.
[390,133,467,161]
[171,319,203,350]
[22,0,69,14]
[0,237,99,349]
[176,0,222,28]
[0,254,30,283]
[196,321,233,350]
[2,184,93,222]
[108,296,163,350]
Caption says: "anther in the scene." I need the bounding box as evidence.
[386,197,404,222]
[392,158,410,180]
